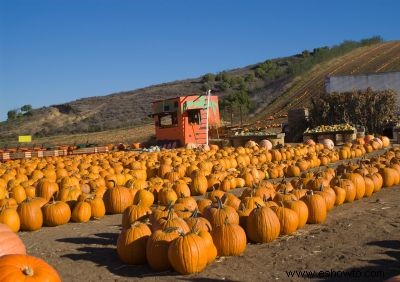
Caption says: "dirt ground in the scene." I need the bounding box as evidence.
[18,185,400,282]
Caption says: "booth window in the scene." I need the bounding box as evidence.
[158,112,178,127]
[187,109,201,124]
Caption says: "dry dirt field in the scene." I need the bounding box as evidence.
[19,186,400,282]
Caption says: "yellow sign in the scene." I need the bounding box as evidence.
[18,136,32,142]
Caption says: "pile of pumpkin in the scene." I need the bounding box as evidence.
[0,135,390,234]
[114,145,400,274]
[0,223,61,281]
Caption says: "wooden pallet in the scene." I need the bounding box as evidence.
[69,146,109,155]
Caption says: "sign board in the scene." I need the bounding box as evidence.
[18,135,32,143]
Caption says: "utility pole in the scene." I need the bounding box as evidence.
[205,89,211,146]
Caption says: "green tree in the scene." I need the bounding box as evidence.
[215,71,229,82]
[219,81,230,91]
[7,109,17,120]
[245,73,255,82]
[21,104,32,113]
[202,73,215,83]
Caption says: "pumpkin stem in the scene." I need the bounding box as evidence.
[224,216,229,225]
[190,209,199,218]
[167,208,175,220]
[22,266,34,277]
[215,196,223,209]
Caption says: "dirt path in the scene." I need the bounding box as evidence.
[19,185,400,282]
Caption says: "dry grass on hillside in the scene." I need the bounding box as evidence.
[0,124,155,148]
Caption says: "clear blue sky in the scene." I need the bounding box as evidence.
[1,0,399,121]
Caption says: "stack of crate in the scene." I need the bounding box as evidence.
[288,108,309,142]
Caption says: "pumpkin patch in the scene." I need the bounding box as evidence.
[0,135,399,279]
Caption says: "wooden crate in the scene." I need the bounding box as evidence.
[70,146,109,155]
[304,130,356,145]
[0,153,10,161]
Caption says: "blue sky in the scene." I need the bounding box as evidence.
[1,0,399,121]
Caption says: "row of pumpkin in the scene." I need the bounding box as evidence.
[0,135,396,280]
[0,136,390,233]
[112,145,400,274]
[0,144,397,278]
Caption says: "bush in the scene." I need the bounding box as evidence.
[7,110,17,120]
[310,88,397,134]
[202,73,215,83]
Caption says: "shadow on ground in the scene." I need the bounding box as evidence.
[56,232,236,280]
[319,240,399,282]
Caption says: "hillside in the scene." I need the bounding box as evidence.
[1,38,400,145]
[260,41,400,118]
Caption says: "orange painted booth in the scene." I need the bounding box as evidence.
[151,95,220,146]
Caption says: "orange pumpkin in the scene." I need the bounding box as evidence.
[0,254,61,282]
[0,224,26,257]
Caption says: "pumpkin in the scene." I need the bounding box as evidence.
[370,173,383,192]
[42,200,71,226]
[245,140,258,148]
[196,198,212,214]
[86,196,106,219]
[117,222,151,265]
[221,193,241,211]
[185,210,212,232]
[152,208,190,233]
[237,204,253,229]
[315,186,336,211]
[283,200,308,229]
[363,175,375,197]
[332,186,346,206]
[259,139,273,150]
[0,206,20,232]
[146,227,180,271]
[71,201,91,223]
[9,186,26,204]
[301,191,327,224]
[172,182,191,198]
[158,187,178,206]
[122,204,152,228]
[203,197,239,228]
[342,172,365,200]
[36,180,59,202]
[103,181,133,214]
[190,171,208,196]
[17,198,43,231]
[304,139,316,146]
[330,178,356,203]
[133,189,155,207]
[273,205,299,235]
[211,219,247,256]
[246,204,280,243]
[380,136,390,147]
[198,230,217,264]
[0,224,26,256]
[0,254,61,282]
[168,232,208,275]
[320,139,334,150]
[379,168,397,187]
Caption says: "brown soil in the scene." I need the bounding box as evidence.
[19,186,400,282]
